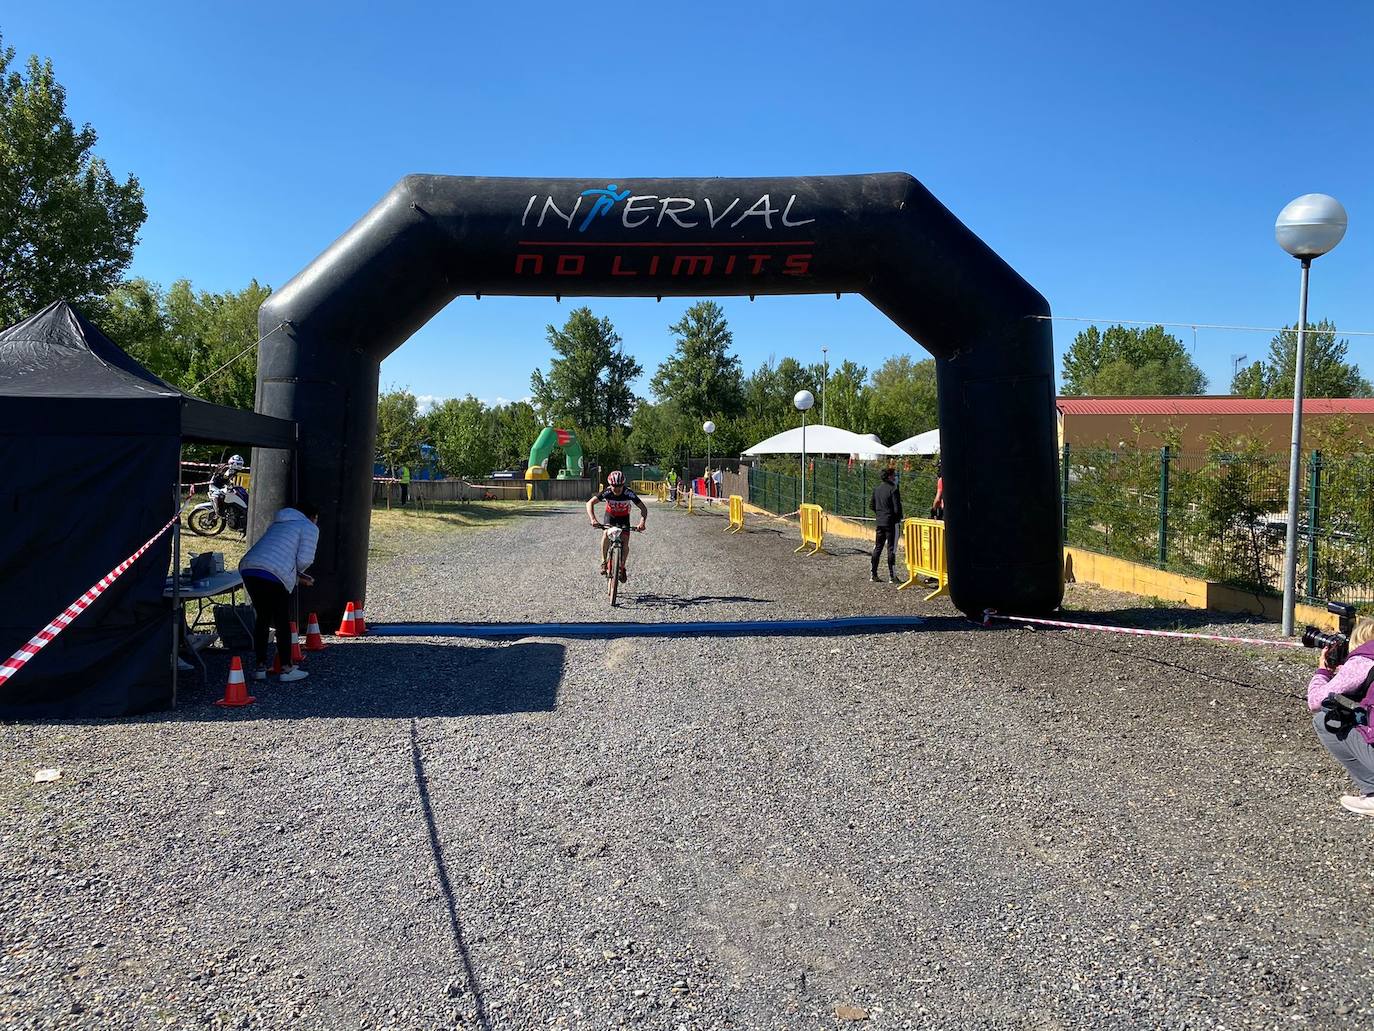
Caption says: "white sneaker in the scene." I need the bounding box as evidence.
[1339,793,1374,817]
[277,667,309,684]
[252,667,267,682]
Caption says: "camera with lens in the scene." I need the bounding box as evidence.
[1301,601,1358,667]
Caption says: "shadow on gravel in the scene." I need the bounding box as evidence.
[24,642,568,724]
[411,719,492,1030]
[632,593,773,609]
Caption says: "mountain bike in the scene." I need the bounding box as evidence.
[593,523,643,606]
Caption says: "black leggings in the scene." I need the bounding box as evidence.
[873,524,898,573]
[243,574,292,669]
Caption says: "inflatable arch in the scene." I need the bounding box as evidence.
[525,426,584,482]
[250,174,1063,622]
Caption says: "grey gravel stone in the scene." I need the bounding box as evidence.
[2,499,1370,1029]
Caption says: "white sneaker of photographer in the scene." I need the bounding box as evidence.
[1338,793,1374,817]
[278,667,309,684]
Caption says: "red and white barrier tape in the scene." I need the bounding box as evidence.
[0,517,179,684]
[982,610,1303,651]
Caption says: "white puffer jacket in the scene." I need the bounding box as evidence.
[239,508,318,589]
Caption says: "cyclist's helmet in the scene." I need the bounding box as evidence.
[607,471,626,488]
[227,454,245,470]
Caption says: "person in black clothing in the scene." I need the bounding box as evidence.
[870,466,904,583]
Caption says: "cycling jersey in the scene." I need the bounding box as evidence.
[596,487,640,524]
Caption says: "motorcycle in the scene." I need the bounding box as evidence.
[187,484,248,537]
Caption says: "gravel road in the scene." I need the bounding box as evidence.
[3,498,1372,1030]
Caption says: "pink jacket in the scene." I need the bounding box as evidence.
[1307,641,1374,745]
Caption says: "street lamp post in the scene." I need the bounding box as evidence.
[820,345,829,426]
[703,420,716,497]
[1275,193,1348,636]
[794,390,815,507]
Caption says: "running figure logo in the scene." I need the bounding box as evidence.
[578,184,630,232]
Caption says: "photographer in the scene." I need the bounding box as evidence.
[1308,616,1374,817]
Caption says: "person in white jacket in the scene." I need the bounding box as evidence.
[238,503,320,683]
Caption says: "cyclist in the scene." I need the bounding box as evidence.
[587,471,648,581]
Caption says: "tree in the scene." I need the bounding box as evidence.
[823,360,870,432]
[492,401,542,470]
[530,307,642,431]
[430,396,498,480]
[0,34,146,325]
[650,301,744,421]
[1061,325,1207,396]
[868,356,938,444]
[376,388,423,475]
[102,277,270,410]
[1230,319,1371,399]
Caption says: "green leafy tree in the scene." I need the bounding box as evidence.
[1230,319,1371,398]
[430,396,498,480]
[530,307,642,432]
[823,360,871,432]
[492,401,542,470]
[868,356,938,444]
[0,34,146,324]
[376,387,423,476]
[101,278,180,378]
[650,301,744,421]
[103,278,270,410]
[1061,325,1207,395]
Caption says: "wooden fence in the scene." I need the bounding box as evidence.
[373,478,595,503]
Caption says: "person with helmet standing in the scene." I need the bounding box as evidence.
[587,471,648,582]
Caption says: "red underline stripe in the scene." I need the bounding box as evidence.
[517,240,815,248]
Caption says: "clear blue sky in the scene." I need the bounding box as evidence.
[7,1,1373,409]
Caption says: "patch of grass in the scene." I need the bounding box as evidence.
[1144,595,1183,609]
[368,500,564,559]
[179,501,563,568]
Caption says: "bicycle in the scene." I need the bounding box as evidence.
[593,523,643,606]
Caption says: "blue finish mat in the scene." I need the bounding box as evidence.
[369,615,925,639]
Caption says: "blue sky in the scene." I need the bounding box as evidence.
[6,1,1373,410]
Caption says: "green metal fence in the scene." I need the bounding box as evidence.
[1065,445,1374,606]
[747,458,939,525]
[744,448,1374,607]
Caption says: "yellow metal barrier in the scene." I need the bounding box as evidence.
[631,479,661,496]
[725,494,745,533]
[795,503,826,555]
[897,517,949,599]
[657,482,669,503]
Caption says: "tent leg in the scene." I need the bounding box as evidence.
[171,476,181,709]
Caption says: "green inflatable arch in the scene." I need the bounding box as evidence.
[525,427,584,482]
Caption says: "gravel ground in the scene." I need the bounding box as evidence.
[3,498,1373,1030]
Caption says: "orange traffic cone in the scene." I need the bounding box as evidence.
[270,651,283,675]
[305,613,327,651]
[355,604,368,636]
[290,622,305,664]
[214,657,256,707]
[336,602,361,637]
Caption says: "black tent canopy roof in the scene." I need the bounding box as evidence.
[0,301,296,448]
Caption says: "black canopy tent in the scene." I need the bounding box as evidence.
[0,301,296,718]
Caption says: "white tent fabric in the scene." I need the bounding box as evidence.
[856,433,887,461]
[742,425,896,456]
[890,429,941,455]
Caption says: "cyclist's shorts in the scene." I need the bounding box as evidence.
[604,515,632,530]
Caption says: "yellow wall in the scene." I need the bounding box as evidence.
[1065,547,1341,630]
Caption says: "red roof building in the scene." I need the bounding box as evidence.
[1055,396,1374,453]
